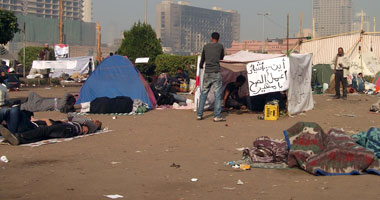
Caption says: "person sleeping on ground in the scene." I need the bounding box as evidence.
[72,96,134,114]
[20,92,77,113]
[0,106,102,145]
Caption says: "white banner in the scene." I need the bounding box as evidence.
[31,56,93,78]
[246,57,290,96]
[54,44,69,59]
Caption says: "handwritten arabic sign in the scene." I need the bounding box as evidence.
[246,57,290,96]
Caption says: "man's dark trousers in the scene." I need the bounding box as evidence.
[335,70,347,97]
[18,123,78,144]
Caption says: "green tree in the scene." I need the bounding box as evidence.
[0,10,20,45]
[117,22,163,74]
[155,54,197,79]
[18,46,54,72]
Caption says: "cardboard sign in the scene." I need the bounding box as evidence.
[246,57,290,96]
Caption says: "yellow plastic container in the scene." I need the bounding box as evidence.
[264,104,279,121]
[179,82,188,92]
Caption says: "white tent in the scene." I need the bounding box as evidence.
[30,56,94,78]
[194,51,314,115]
[300,32,380,76]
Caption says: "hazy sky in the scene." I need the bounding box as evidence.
[93,0,380,44]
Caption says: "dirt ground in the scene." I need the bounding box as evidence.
[1,87,380,200]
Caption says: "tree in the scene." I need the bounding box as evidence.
[117,22,163,75]
[18,46,54,72]
[0,10,20,45]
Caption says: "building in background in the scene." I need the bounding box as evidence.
[82,0,92,22]
[313,0,353,37]
[0,0,96,58]
[156,0,240,55]
[226,39,300,55]
[352,12,370,32]
[0,0,86,21]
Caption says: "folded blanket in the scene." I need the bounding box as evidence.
[285,122,380,176]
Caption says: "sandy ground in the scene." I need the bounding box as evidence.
[1,87,380,200]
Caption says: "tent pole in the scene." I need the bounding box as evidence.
[300,12,303,37]
[287,14,289,54]
[374,17,377,32]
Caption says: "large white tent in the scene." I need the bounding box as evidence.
[300,32,380,76]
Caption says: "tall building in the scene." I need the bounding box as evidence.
[156,0,240,55]
[313,0,353,37]
[0,0,85,21]
[82,0,92,22]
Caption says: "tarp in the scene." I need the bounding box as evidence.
[312,64,333,86]
[221,51,284,72]
[194,51,314,115]
[31,56,93,78]
[373,72,380,92]
[288,54,314,115]
[76,55,156,109]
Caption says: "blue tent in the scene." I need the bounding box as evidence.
[76,55,156,109]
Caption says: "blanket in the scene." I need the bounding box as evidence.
[352,127,380,158]
[285,122,380,176]
[243,136,288,163]
[0,130,113,147]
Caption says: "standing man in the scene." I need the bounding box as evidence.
[332,47,350,100]
[197,32,225,122]
[39,43,51,60]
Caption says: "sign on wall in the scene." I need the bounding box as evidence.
[246,57,290,96]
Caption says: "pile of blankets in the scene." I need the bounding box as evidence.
[241,122,380,176]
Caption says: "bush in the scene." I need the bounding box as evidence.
[18,46,55,72]
[155,54,198,79]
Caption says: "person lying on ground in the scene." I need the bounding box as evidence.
[0,79,10,107]
[72,96,134,114]
[0,107,102,145]
[223,75,247,110]
[20,92,77,113]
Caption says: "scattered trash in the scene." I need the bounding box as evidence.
[225,124,229,127]
[235,147,247,151]
[170,163,181,168]
[239,164,251,170]
[220,136,225,138]
[335,114,356,118]
[257,116,264,120]
[232,165,240,169]
[104,194,124,199]
[135,151,141,153]
[226,161,235,166]
[111,162,121,165]
[45,87,51,90]
[112,116,117,120]
[223,187,236,190]
[237,179,244,185]
[103,127,109,131]
[191,178,198,182]
[0,155,8,163]
[299,113,306,116]
[321,187,328,190]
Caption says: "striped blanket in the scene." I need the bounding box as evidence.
[285,122,380,176]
